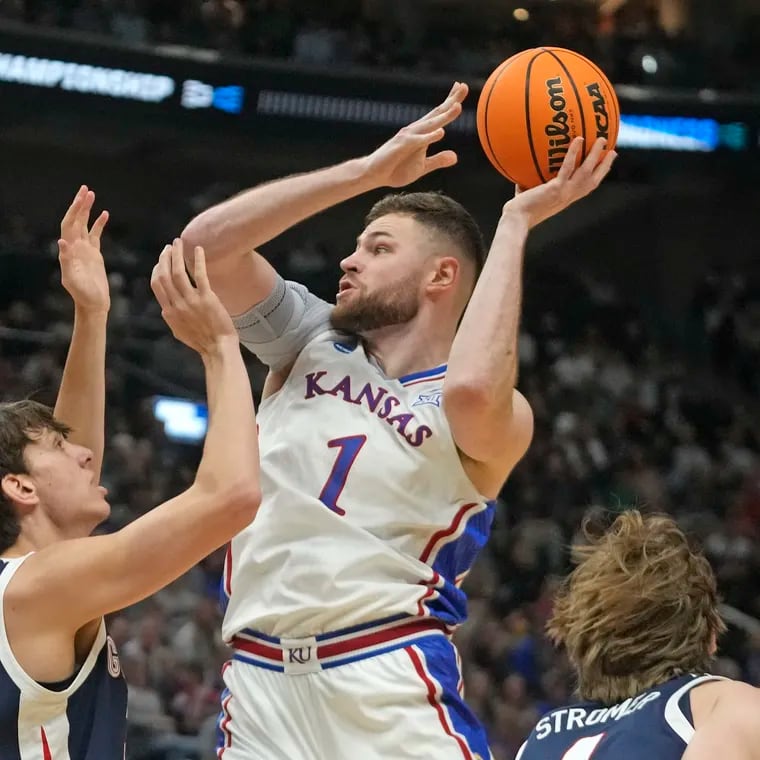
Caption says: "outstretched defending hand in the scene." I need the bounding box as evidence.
[151,238,238,356]
[361,82,469,188]
[58,185,110,313]
[504,137,618,229]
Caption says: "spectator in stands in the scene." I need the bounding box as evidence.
[3,0,758,89]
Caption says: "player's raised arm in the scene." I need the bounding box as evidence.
[444,138,617,494]
[180,82,469,316]
[53,185,110,481]
[684,681,760,760]
[9,241,261,629]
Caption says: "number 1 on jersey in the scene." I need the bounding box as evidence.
[562,734,605,760]
[319,435,367,516]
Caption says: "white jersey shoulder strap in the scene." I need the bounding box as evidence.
[0,554,31,594]
[0,554,107,696]
[664,674,727,744]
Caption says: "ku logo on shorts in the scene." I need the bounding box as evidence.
[282,637,321,675]
[288,646,313,664]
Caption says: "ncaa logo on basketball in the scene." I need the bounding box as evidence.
[586,82,610,140]
[106,635,122,678]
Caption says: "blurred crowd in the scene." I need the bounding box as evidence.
[0,0,759,90]
[691,267,760,399]
[1,197,759,760]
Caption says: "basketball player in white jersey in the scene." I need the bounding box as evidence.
[181,82,616,758]
[0,190,259,758]
[515,510,760,760]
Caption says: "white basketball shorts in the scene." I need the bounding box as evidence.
[215,615,492,759]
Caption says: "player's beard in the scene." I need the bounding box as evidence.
[331,273,420,334]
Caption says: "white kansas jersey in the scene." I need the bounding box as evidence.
[221,330,495,641]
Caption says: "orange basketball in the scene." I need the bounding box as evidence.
[476,47,620,188]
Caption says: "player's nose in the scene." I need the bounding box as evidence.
[75,444,94,468]
[339,251,360,273]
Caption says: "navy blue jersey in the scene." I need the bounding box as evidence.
[517,673,724,760]
[0,556,128,759]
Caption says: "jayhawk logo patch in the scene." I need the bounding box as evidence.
[412,389,443,408]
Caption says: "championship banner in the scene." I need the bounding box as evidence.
[0,22,757,155]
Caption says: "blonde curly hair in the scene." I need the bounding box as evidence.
[547,510,726,704]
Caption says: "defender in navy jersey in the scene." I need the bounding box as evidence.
[518,511,760,760]
[0,195,260,758]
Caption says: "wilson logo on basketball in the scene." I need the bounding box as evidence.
[545,76,572,175]
[586,82,610,141]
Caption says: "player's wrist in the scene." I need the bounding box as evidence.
[73,303,110,320]
[498,205,533,235]
[199,334,240,363]
[351,156,393,192]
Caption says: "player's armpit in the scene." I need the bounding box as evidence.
[444,387,534,497]
[5,481,259,633]
[684,682,760,760]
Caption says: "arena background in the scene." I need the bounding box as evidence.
[0,1,759,758]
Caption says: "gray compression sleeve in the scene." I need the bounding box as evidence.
[232,276,332,371]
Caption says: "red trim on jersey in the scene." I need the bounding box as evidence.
[40,727,52,760]
[419,502,479,563]
[217,693,233,758]
[318,619,443,659]
[416,571,443,617]
[406,647,473,759]
[402,374,447,388]
[217,660,234,757]
[416,584,436,617]
[233,636,284,662]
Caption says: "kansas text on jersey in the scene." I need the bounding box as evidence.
[221,330,495,642]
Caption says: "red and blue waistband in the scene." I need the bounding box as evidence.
[230,614,448,675]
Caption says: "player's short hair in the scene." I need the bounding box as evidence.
[365,192,487,282]
[0,401,70,553]
[547,510,726,704]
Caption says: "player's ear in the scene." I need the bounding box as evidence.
[1,473,39,512]
[427,256,459,294]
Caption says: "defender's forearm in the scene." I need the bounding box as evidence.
[54,307,108,479]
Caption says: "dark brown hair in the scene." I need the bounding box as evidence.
[548,510,726,704]
[0,401,70,553]
[365,192,487,281]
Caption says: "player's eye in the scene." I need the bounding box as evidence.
[375,245,389,254]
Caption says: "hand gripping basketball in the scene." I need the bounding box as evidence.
[362,82,469,188]
[503,136,617,229]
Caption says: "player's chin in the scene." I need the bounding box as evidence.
[91,494,111,521]
[81,500,111,536]
[330,303,357,331]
